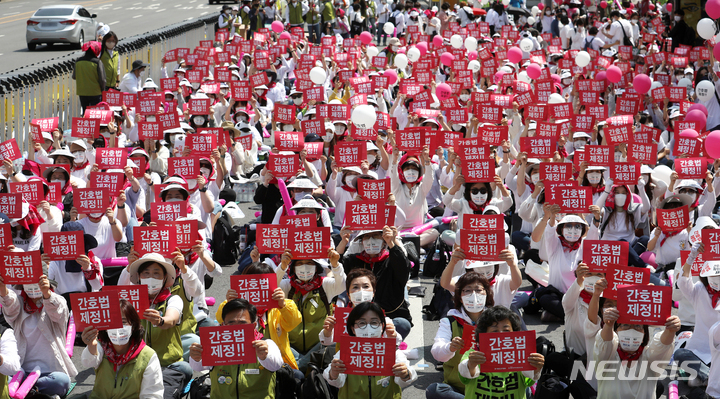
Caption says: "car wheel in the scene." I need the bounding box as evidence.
[27,43,36,51]
[75,31,84,50]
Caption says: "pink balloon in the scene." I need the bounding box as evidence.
[584,0,591,6]
[706,131,720,158]
[709,0,720,19]
[648,2,655,9]
[686,109,707,131]
[279,31,292,40]
[680,129,699,138]
[271,21,284,33]
[436,83,452,100]
[665,3,672,12]
[551,74,561,85]
[360,31,373,45]
[416,41,428,55]
[606,65,622,83]
[688,103,709,116]
[596,71,607,81]
[633,74,652,94]
[433,35,444,47]
[508,47,523,64]
[600,0,607,7]
[538,3,545,9]
[468,51,478,61]
[397,47,406,54]
[526,64,541,80]
[714,43,720,62]
[440,52,455,66]
[494,71,506,85]
[383,69,398,85]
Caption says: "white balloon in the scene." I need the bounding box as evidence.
[575,51,591,67]
[518,71,531,84]
[431,17,440,27]
[383,22,395,35]
[367,46,379,58]
[451,34,463,49]
[527,16,536,25]
[351,105,377,129]
[531,6,539,14]
[407,47,421,62]
[464,37,478,52]
[502,0,510,5]
[677,78,692,90]
[697,80,715,102]
[394,53,408,69]
[698,18,717,40]
[500,66,513,74]
[468,60,481,73]
[548,93,565,104]
[651,165,673,186]
[520,38,533,52]
[651,81,663,91]
[309,67,327,85]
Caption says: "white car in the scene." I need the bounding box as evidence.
[26,5,99,51]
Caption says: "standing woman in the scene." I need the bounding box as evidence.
[72,41,106,113]
[100,31,120,91]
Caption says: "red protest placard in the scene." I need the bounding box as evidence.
[288,227,331,259]
[158,220,198,251]
[628,143,655,165]
[280,214,314,228]
[657,205,689,233]
[610,162,640,185]
[0,139,22,162]
[0,194,22,219]
[161,77,179,92]
[137,97,160,116]
[460,324,478,354]
[9,181,45,206]
[304,142,323,161]
[31,117,58,132]
[344,200,396,230]
[477,126,508,146]
[229,274,279,311]
[617,285,671,325]
[43,231,84,261]
[357,178,391,201]
[152,202,188,222]
[168,157,199,180]
[89,172,124,197]
[274,132,304,152]
[332,306,351,342]
[604,124,632,146]
[96,148,126,170]
[230,81,251,101]
[102,285,150,318]
[585,145,612,165]
[335,142,366,167]
[603,265,650,300]
[158,112,180,132]
[0,251,42,284]
[675,158,706,179]
[463,214,504,231]
[675,137,702,157]
[702,229,720,260]
[520,137,556,159]
[129,157,147,179]
[267,153,299,179]
[71,291,123,330]
[29,123,43,143]
[199,324,257,366]
[188,98,211,115]
[546,184,591,213]
[72,118,100,139]
[255,224,289,254]
[582,240,629,272]
[187,133,217,157]
[138,121,162,141]
[680,251,705,276]
[475,330,536,372]
[396,129,423,153]
[340,336,395,376]
[539,163,572,182]
[133,226,177,257]
[75,188,109,214]
[460,229,504,261]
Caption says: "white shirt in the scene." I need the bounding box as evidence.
[277,262,347,301]
[0,329,22,377]
[79,216,117,260]
[48,256,104,295]
[81,345,164,399]
[389,163,434,230]
[540,223,600,292]
[323,348,417,388]
[118,72,143,94]
[706,321,720,398]
[561,280,590,356]
[678,275,720,364]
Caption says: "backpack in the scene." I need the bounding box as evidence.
[583,37,593,51]
[422,281,453,321]
[387,10,397,26]
[188,373,211,399]
[275,364,301,399]
[619,22,633,46]
[302,364,336,399]
[422,235,452,278]
[211,211,242,266]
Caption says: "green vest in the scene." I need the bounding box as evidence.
[209,362,276,399]
[89,346,156,399]
[142,297,184,367]
[239,11,250,26]
[306,6,321,24]
[288,3,304,25]
[289,289,327,354]
[75,59,102,96]
[172,277,197,336]
[339,374,401,399]
[100,50,119,88]
[321,2,335,22]
[443,317,466,393]
[0,373,8,399]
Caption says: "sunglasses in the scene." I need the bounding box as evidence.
[470,188,488,195]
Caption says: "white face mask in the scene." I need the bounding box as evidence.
[461,293,487,313]
[141,277,164,295]
[452,124,464,131]
[166,198,183,202]
[255,89,265,96]
[51,179,66,189]
[587,172,602,185]
[391,45,399,51]
[106,42,116,50]
[363,237,384,255]
[474,265,495,280]
[470,192,487,205]
[323,132,334,142]
[282,124,294,132]
[631,19,638,25]
[107,325,133,346]
[200,167,211,179]
[350,289,374,305]
[459,94,470,102]
[367,154,377,164]
[562,78,572,85]
[531,174,540,185]
[641,175,650,185]
[674,16,681,22]
[355,324,383,338]
[192,116,205,126]
[403,169,419,183]
[345,175,357,188]
[187,179,197,190]
[294,264,316,281]
[563,226,582,242]
[573,140,586,149]
[614,152,623,162]
[293,97,303,105]
[294,192,307,202]
[583,276,600,293]
[72,151,86,163]
[23,284,43,299]
[617,329,644,352]
[614,194,627,207]
[709,276,720,291]
[334,125,345,135]
[89,212,103,218]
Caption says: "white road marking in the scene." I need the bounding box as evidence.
[156,9,166,12]
[114,6,122,9]
[133,14,143,18]
[108,21,120,25]
[3,12,20,16]
[133,2,142,4]
[174,4,182,6]
[0,35,5,38]
[200,11,209,15]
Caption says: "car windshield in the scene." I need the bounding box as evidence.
[33,8,74,17]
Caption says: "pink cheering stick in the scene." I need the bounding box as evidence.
[13,367,40,399]
[101,257,129,267]
[8,370,24,398]
[668,381,679,399]
[277,178,295,217]
[66,311,76,357]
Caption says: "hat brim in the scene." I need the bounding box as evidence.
[127,256,176,287]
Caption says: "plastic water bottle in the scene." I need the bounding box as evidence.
[239,234,246,251]
[432,249,440,262]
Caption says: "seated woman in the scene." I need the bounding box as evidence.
[81,299,163,398]
[189,298,284,399]
[324,302,418,398]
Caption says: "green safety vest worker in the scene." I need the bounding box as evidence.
[141,297,184,367]
[306,4,322,24]
[321,0,335,23]
[88,345,157,399]
[288,2,304,25]
[288,287,328,354]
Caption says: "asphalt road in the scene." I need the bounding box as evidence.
[0,0,232,74]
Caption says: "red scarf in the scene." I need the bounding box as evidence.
[579,289,593,304]
[617,345,645,364]
[82,251,103,283]
[19,203,46,236]
[74,161,89,171]
[101,339,147,372]
[183,251,200,268]
[660,230,681,246]
[341,185,357,193]
[706,285,720,308]
[21,291,44,315]
[559,236,581,252]
[468,199,488,214]
[289,274,324,296]
[526,181,536,194]
[150,288,172,305]
[356,249,390,268]
[591,185,605,196]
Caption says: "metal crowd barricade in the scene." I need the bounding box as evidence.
[0,14,218,154]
